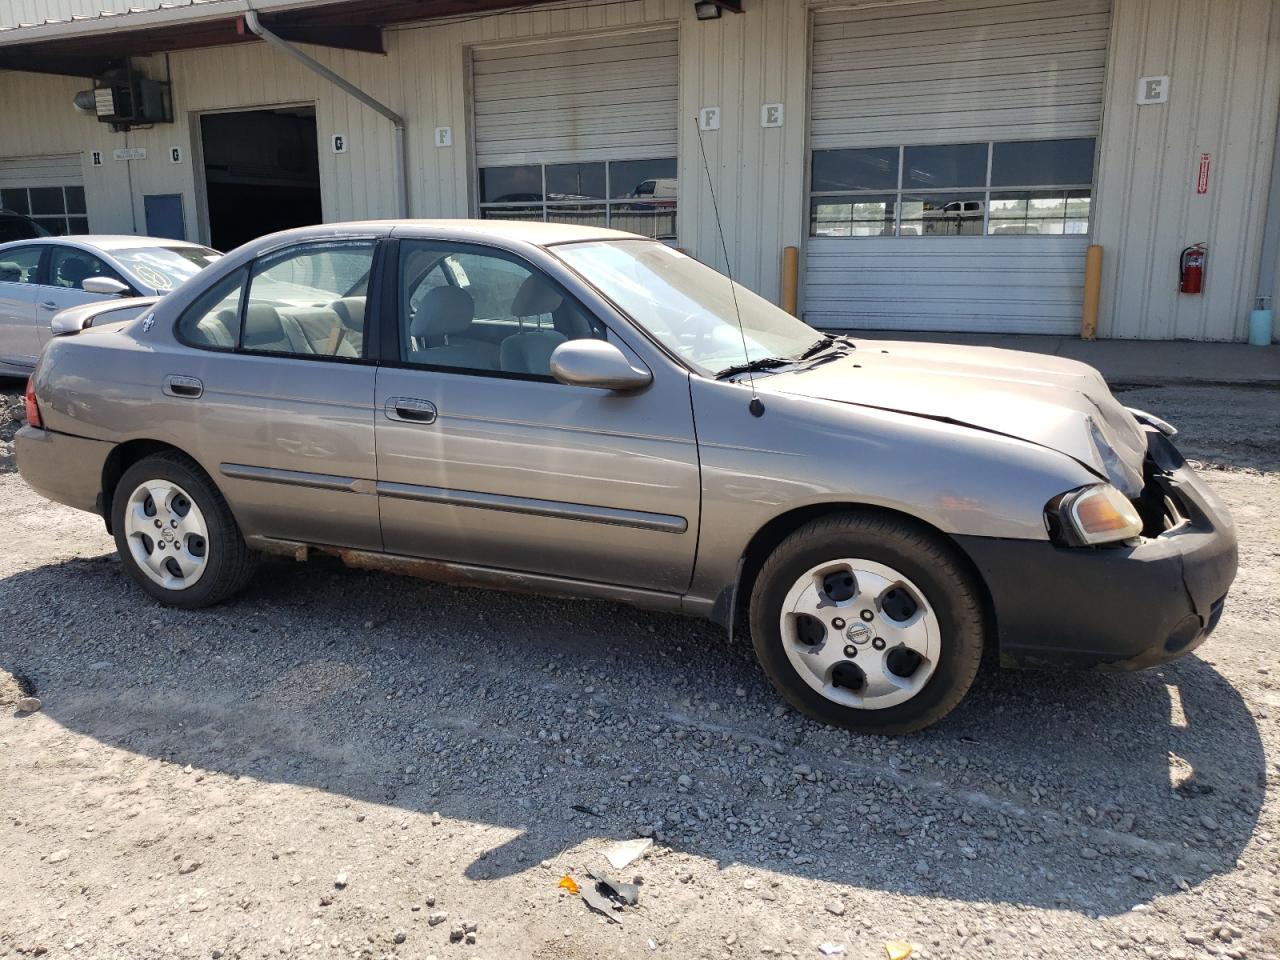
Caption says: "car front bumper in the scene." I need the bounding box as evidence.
[15,425,113,517]
[955,431,1238,671]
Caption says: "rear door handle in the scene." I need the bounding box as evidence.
[385,397,437,424]
[163,375,203,399]
[39,301,57,309]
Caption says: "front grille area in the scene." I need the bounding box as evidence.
[1134,458,1191,537]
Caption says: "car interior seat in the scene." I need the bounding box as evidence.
[56,257,93,289]
[192,308,238,348]
[409,286,500,369]
[242,303,314,354]
[499,274,568,375]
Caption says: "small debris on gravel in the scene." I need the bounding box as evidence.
[14,696,41,713]
[605,837,653,870]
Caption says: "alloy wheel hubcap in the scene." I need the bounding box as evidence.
[780,559,939,710]
[123,479,209,591]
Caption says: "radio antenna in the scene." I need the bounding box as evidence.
[692,115,764,417]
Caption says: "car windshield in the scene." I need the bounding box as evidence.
[112,246,222,292]
[553,239,823,376]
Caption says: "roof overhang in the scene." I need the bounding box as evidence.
[0,0,558,76]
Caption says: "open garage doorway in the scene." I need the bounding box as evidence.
[200,105,321,251]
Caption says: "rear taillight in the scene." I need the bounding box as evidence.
[24,376,42,429]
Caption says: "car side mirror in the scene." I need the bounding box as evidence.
[82,276,130,296]
[550,339,652,392]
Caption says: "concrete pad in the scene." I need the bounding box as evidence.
[841,330,1280,386]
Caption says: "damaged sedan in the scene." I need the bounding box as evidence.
[15,221,1238,733]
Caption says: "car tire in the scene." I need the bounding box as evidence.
[749,511,985,734]
[111,452,257,608]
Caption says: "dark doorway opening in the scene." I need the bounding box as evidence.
[200,106,321,251]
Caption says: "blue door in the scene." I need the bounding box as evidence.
[144,194,186,240]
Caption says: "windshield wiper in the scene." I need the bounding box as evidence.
[795,336,836,361]
[715,356,792,380]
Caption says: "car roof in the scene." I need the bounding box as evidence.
[57,235,213,251]
[352,219,642,246]
[0,234,213,253]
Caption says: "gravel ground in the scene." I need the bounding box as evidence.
[1,378,1278,960]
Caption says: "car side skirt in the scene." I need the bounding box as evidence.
[247,535,694,617]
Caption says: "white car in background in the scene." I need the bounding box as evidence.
[0,235,220,376]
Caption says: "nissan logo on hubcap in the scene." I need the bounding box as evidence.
[845,623,873,645]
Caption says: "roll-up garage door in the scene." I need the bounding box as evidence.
[0,154,87,236]
[804,0,1110,333]
[471,29,679,240]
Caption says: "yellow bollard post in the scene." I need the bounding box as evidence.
[1081,244,1103,341]
[781,246,800,317]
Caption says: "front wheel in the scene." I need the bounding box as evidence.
[749,512,985,734]
[112,452,257,608]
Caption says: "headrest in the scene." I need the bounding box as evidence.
[412,285,474,337]
[332,296,366,331]
[0,261,21,282]
[242,303,285,344]
[58,258,91,285]
[511,274,563,316]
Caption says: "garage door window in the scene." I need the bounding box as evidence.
[810,139,1094,238]
[0,185,88,236]
[479,159,676,240]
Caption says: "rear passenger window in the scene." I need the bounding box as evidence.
[244,241,375,358]
[175,267,246,350]
[0,245,43,284]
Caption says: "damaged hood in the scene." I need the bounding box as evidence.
[760,339,1149,496]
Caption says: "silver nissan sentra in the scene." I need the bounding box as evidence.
[15,220,1238,733]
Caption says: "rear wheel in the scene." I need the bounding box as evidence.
[749,512,984,734]
[112,453,257,608]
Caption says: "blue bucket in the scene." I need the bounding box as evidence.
[1249,308,1274,346]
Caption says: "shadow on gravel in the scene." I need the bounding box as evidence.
[0,551,1265,918]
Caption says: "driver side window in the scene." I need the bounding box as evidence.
[49,247,125,292]
[399,241,605,378]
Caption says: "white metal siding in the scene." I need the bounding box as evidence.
[1093,0,1280,341]
[804,0,1109,334]
[470,28,678,166]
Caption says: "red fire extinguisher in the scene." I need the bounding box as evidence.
[1179,243,1207,294]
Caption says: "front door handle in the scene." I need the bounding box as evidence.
[163,375,203,399]
[39,301,57,309]
[385,397,437,424]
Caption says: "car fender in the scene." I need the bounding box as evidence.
[686,376,1100,617]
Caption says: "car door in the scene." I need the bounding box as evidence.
[373,238,701,593]
[37,246,134,347]
[0,244,46,367]
[168,238,383,551]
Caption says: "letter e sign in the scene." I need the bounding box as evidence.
[761,103,784,128]
[1136,75,1169,105]
[331,134,348,154]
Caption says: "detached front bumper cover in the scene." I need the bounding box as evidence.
[956,429,1238,671]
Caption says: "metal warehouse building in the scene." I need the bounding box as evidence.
[1,0,1278,341]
